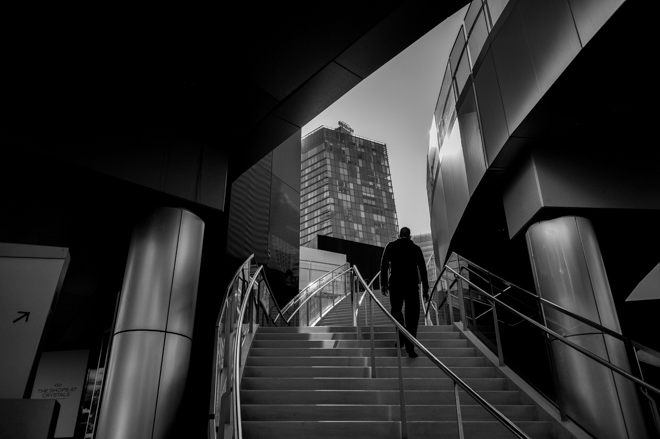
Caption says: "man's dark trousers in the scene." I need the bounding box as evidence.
[389,287,420,353]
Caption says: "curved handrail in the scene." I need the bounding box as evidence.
[216,255,254,327]
[279,262,350,316]
[256,272,289,326]
[231,265,263,439]
[209,255,254,438]
[445,266,660,397]
[276,265,353,325]
[352,265,531,439]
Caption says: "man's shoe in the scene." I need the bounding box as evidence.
[408,351,419,358]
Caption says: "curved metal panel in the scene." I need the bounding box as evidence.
[95,331,165,439]
[115,207,181,333]
[491,4,541,134]
[167,210,204,338]
[569,0,624,46]
[526,216,650,439]
[518,0,581,96]
[473,50,509,166]
[152,333,193,439]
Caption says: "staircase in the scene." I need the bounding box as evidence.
[240,324,556,439]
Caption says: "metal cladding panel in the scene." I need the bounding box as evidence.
[272,129,302,193]
[518,0,581,96]
[226,155,271,265]
[491,4,541,135]
[167,210,204,339]
[502,154,542,239]
[440,121,470,240]
[152,334,192,439]
[115,208,180,333]
[95,331,165,439]
[526,217,650,439]
[569,0,624,46]
[457,85,486,196]
[429,171,450,269]
[473,50,508,166]
[268,175,301,275]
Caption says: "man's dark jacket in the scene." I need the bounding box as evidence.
[380,237,429,294]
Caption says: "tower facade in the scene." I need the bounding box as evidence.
[300,122,398,249]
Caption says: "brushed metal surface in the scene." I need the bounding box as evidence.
[568,0,624,46]
[152,333,193,439]
[526,216,650,439]
[518,0,581,97]
[491,3,540,134]
[95,331,165,439]
[457,85,486,196]
[115,208,181,333]
[166,210,204,338]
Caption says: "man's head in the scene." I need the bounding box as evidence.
[399,227,411,239]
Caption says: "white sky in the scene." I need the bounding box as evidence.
[302,5,467,236]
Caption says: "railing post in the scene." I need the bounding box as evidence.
[538,300,568,422]
[491,299,505,367]
[467,285,477,332]
[332,278,335,306]
[447,277,455,326]
[319,286,323,320]
[249,283,255,334]
[370,294,377,378]
[454,382,465,439]
[456,276,467,328]
[396,327,408,439]
[623,339,660,436]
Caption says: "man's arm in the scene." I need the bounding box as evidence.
[417,247,429,299]
[380,243,391,295]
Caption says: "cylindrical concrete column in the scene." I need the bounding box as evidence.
[526,216,649,439]
[96,207,205,439]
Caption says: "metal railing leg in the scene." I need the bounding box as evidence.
[454,382,465,439]
[396,327,408,439]
[332,279,335,306]
[491,300,505,367]
[370,294,377,378]
[456,276,467,328]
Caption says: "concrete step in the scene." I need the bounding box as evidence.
[241,377,509,391]
[256,325,456,333]
[249,339,469,349]
[240,389,523,405]
[242,404,537,421]
[247,347,477,357]
[245,355,486,367]
[241,420,553,439]
[242,366,496,379]
[253,331,462,340]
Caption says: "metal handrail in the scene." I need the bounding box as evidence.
[280,266,353,325]
[231,265,263,439]
[209,255,254,439]
[352,265,531,439]
[444,266,660,397]
[443,253,660,365]
[256,272,289,326]
[278,262,350,316]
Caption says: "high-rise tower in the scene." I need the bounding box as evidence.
[300,122,398,248]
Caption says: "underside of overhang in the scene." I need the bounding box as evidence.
[4,1,467,183]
